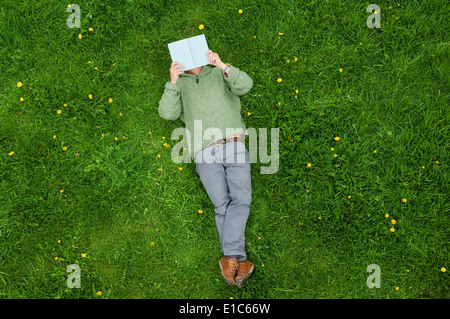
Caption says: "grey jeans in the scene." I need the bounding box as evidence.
[195,140,252,262]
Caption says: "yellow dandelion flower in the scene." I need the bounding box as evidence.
[81,253,86,258]
[17,82,23,88]
[108,98,113,103]
[114,137,118,141]
[8,151,14,156]
[441,267,446,272]
[150,241,155,246]
[88,61,91,64]
[395,287,399,291]
[75,153,79,157]
[88,94,93,99]
[348,195,351,199]
[89,27,94,32]
[385,213,389,218]
[198,210,203,214]
[53,135,56,139]
[57,240,61,243]
[163,143,169,148]
[157,154,161,158]
[390,227,395,232]
[101,133,104,137]
[402,198,407,203]
[78,34,82,39]
[119,112,122,116]
[94,67,98,70]
[63,104,67,107]
[334,154,338,157]
[178,167,183,171]
[294,57,298,62]
[307,163,311,167]
[277,78,282,83]
[199,24,204,30]
[247,112,251,116]
[96,291,102,296]
[20,97,24,102]
[238,9,243,14]
[253,35,256,39]
[339,68,343,72]
[374,150,377,153]
[279,32,283,35]
[295,89,299,94]
[60,190,64,193]
[391,219,396,225]
[157,168,162,171]
[62,146,67,151]
[57,110,62,114]
[334,136,340,141]
[331,147,334,151]
[55,257,59,261]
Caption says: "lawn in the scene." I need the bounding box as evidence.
[0,0,448,299]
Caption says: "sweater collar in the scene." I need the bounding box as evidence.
[180,65,212,78]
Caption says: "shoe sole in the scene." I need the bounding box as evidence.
[219,260,235,286]
[235,264,255,288]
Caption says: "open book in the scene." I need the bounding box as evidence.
[168,34,209,71]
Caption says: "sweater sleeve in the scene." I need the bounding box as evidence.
[158,82,183,121]
[222,65,253,96]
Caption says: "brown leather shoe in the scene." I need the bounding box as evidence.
[219,256,239,286]
[235,260,255,288]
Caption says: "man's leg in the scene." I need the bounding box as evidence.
[220,141,252,262]
[196,146,240,285]
[195,146,230,252]
[221,141,255,288]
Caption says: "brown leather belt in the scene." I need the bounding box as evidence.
[207,136,242,148]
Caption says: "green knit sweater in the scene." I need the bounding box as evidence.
[158,65,253,159]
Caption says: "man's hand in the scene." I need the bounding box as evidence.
[206,50,230,75]
[170,61,185,84]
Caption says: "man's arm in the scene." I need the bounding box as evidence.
[206,50,253,96]
[219,64,253,96]
[158,82,183,121]
[158,62,185,121]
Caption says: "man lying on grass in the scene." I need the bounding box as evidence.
[158,50,254,288]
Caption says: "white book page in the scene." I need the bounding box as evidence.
[168,39,195,71]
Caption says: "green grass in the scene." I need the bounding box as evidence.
[0,0,448,299]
